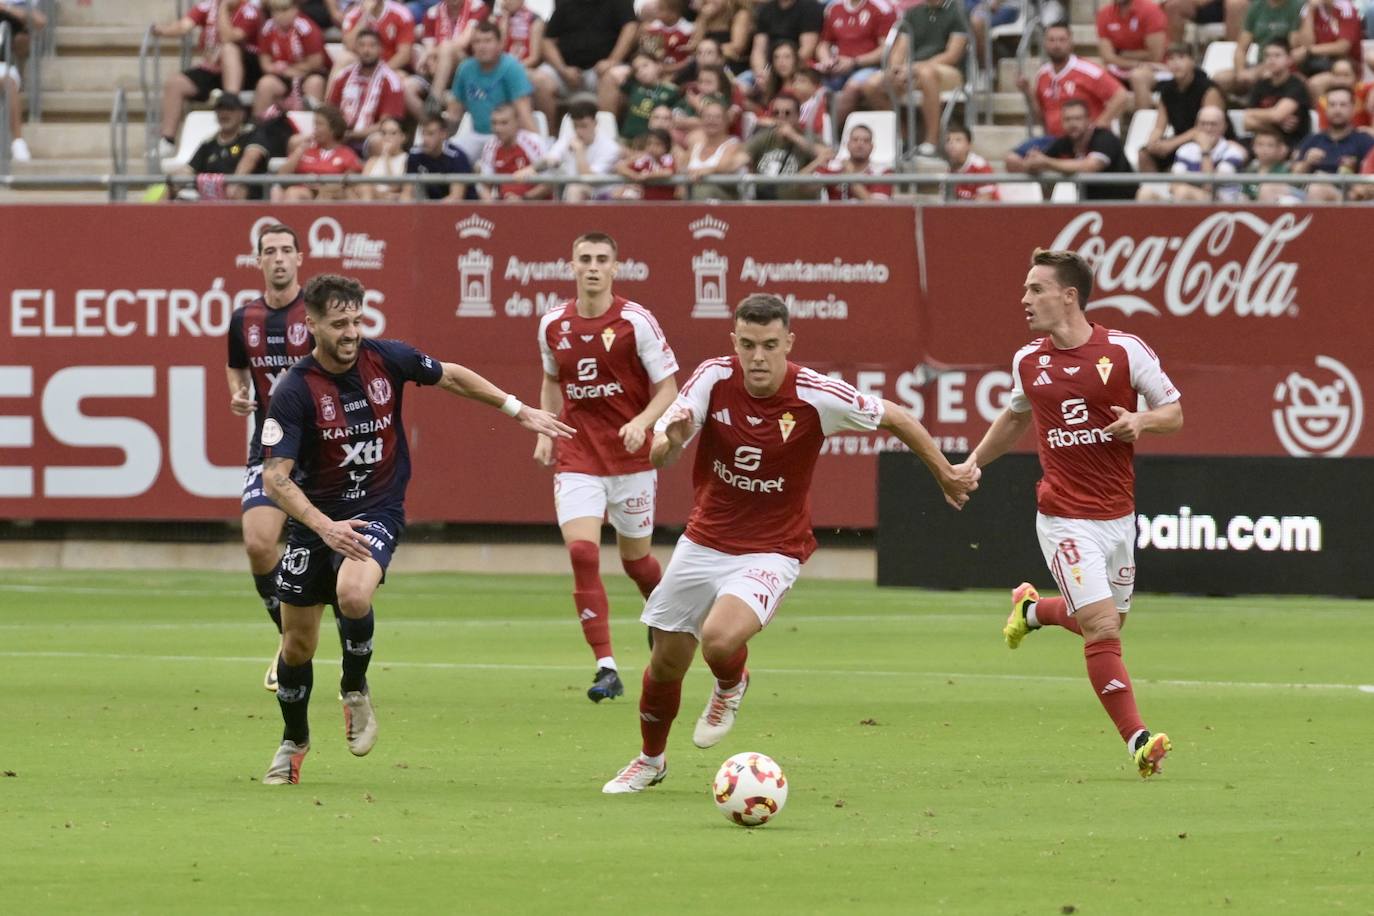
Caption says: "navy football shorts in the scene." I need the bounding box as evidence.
[275,510,405,608]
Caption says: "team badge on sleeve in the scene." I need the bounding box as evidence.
[262,418,284,446]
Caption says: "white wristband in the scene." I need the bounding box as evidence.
[500,394,523,417]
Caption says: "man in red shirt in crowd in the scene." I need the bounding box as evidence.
[477,103,549,199]
[1096,0,1168,110]
[816,0,897,131]
[153,0,264,154]
[341,0,416,70]
[944,122,998,200]
[327,29,408,154]
[960,248,1183,780]
[253,0,328,117]
[1298,0,1364,97]
[805,124,893,200]
[601,294,979,794]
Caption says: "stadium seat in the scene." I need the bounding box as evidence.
[1050,181,1079,202]
[533,110,550,140]
[556,110,619,144]
[820,111,835,147]
[325,41,345,63]
[837,111,898,169]
[998,179,1044,202]
[1201,41,1258,78]
[1123,108,1159,170]
[526,0,554,19]
[1227,108,1250,139]
[163,109,218,172]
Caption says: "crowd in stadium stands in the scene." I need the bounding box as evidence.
[149,0,1374,201]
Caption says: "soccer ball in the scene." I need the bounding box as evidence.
[712,752,788,827]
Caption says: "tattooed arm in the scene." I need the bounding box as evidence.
[263,456,372,562]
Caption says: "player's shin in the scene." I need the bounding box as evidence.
[639,669,683,760]
[705,644,748,691]
[1032,596,1082,635]
[1083,639,1146,743]
[621,554,662,599]
[275,655,314,745]
[569,540,613,661]
[338,608,375,694]
[254,566,283,633]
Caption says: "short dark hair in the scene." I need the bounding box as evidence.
[1326,85,1355,104]
[946,122,971,141]
[1252,125,1287,146]
[573,232,618,255]
[734,293,790,328]
[473,19,501,39]
[256,222,299,254]
[849,124,873,140]
[644,127,672,150]
[303,274,366,318]
[355,28,381,44]
[1044,21,1071,33]
[1030,248,1093,308]
[421,113,447,131]
[1061,98,1090,116]
[1262,36,1290,54]
[567,98,599,122]
[1165,41,1195,58]
[315,104,348,141]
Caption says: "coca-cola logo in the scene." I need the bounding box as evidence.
[1050,211,1311,319]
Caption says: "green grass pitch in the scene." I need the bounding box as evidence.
[2,570,1370,914]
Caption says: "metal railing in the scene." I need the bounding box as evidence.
[138,25,163,174]
[881,19,980,162]
[0,21,12,176]
[177,0,193,73]
[24,0,56,123]
[110,88,130,198]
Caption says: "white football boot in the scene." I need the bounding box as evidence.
[692,670,749,748]
[341,690,379,756]
[601,755,668,794]
[262,739,309,785]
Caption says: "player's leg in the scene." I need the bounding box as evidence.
[334,555,384,757]
[243,486,288,689]
[555,473,620,698]
[264,599,324,784]
[1103,524,1170,777]
[610,470,662,649]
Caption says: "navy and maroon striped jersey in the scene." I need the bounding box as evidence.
[262,338,444,519]
[227,292,313,463]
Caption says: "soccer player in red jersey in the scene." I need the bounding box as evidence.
[602,294,979,793]
[535,233,680,702]
[961,248,1183,779]
[226,224,313,691]
[259,275,572,784]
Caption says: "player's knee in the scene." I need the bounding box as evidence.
[698,626,742,666]
[568,538,600,568]
[243,534,277,569]
[335,585,372,618]
[281,630,316,665]
[1080,614,1121,642]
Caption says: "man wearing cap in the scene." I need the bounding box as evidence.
[167,91,263,199]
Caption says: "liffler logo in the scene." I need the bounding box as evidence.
[1272,355,1363,457]
[1050,211,1310,318]
[690,215,731,319]
[455,214,496,317]
[309,217,386,269]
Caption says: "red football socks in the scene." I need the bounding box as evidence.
[621,554,662,599]
[1035,596,1082,635]
[639,669,682,757]
[706,645,748,691]
[568,540,612,659]
[1084,639,1146,743]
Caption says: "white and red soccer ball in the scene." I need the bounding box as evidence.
[713,752,788,827]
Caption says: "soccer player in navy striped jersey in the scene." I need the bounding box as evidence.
[258,274,573,785]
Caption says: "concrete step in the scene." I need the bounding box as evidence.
[60,0,169,29]
[1070,0,1096,24]
[20,121,148,159]
[963,124,1030,162]
[11,156,118,177]
[55,26,181,55]
[0,188,115,202]
[42,89,151,119]
[41,57,144,92]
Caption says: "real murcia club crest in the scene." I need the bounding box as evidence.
[1096,356,1114,383]
[778,411,796,442]
[601,327,616,351]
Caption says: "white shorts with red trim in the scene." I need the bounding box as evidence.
[1035,512,1136,614]
[641,536,800,638]
[553,470,657,538]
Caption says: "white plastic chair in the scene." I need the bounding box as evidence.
[533,110,550,140]
[838,110,898,170]
[1049,181,1079,202]
[998,179,1044,202]
[1123,108,1160,170]
[526,0,554,20]
[556,110,619,144]
[162,109,218,171]
[1202,40,1258,78]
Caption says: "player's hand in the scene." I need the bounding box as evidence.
[619,422,648,453]
[533,434,555,467]
[1104,405,1144,442]
[319,518,373,562]
[940,456,981,510]
[517,406,575,440]
[230,386,255,416]
[661,406,695,446]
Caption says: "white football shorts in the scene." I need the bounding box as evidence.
[1035,512,1137,613]
[553,470,657,538]
[641,536,801,638]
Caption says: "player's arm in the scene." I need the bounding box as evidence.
[263,456,374,562]
[649,405,694,469]
[1104,400,1182,443]
[620,375,677,453]
[967,406,1034,467]
[152,15,196,37]
[437,361,575,439]
[226,366,254,416]
[878,399,979,510]
[533,372,563,466]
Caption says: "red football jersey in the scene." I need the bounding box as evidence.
[538,297,679,476]
[498,7,540,59]
[188,0,264,63]
[259,14,326,67]
[626,152,677,199]
[478,130,546,196]
[1010,323,1179,520]
[813,157,893,200]
[1095,0,1167,54]
[343,1,417,61]
[660,359,884,561]
[427,0,491,44]
[327,62,408,132]
[1034,55,1122,136]
[1311,0,1363,64]
[297,142,363,175]
[821,0,896,59]
[641,18,694,66]
[954,152,998,200]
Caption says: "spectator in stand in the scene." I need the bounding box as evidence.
[327,29,408,154]
[277,104,364,200]
[1021,97,1138,199]
[740,91,829,199]
[882,0,971,157]
[684,100,744,199]
[0,48,26,161]
[818,0,897,131]
[422,0,490,108]
[492,0,551,122]
[541,0,639,114]
[521,99,622,200]
[640,0,696,79]
[1242,38,1312,151]
[477,102,550,199]
[1007,23,1129,171]
[254,0,329,117]
[1353,143,1374,200]
[675,64,741,138]
[1297,0,1363,94]
[750,0,824,89]
[407,113,475,199]
[674,36,723,87]
[755,39,801,109]
[1242,126,1300,200]
[0,0,46,64]
[1096,0,1168,111]
[339,0,416,70]
[1137,42,1226,172]
[297,1,344,30]
[1291,86,1374,199]
[1138,105,1247,200]
[1215,0,1303,96]
[967,0,1023,72]
[805,123,894,200]
[943,122,998,200]
[614,127,679,198]
[1160,0,1247,44]
[448,21,540,161]
[620,51,684,140]
[153,0,265,156]
[793,66,829,140]
[408,0,443,28]
[1314,58,1372,128]
[167,92,258,199]
[229,101,300,198]
[356,116,410,199]
[692,0,755,77]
